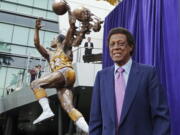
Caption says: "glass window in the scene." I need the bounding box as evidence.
[0,88,4,97]
[32,9,46,18]
[28,29,45,47]
[48,0,54,11]
[0,23,13,43]
[4,0,17,2]
[26,48,41,58]
[18,0,33,6]
[28,29,34,47]
[0,67,7,92]
[33,0,48,9]
[0,2,17,12]
[12,26,29,45]
[0,42,11,53]
[4,68,24,95]
[46,11,58,21]
[44,31,58,48]
[16,5,32,15]
[0,55,27,69]
[10,44,27,55]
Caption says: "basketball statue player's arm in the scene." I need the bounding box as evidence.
[63,4,76,47]
[34,18,50,60]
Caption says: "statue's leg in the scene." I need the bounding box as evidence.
[30,72,65,124]
[57,88,89,133]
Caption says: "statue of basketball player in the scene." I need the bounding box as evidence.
[30,2,102,134]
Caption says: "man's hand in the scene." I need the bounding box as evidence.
[35,18,43,30]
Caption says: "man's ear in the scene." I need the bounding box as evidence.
[129,44,134,55]
[130,44,133,50]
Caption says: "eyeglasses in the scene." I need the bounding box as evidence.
[109,41,128,48]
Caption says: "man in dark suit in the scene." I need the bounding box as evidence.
[84,37,94,55]
[89,27,170,135]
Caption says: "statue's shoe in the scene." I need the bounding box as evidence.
[75,117,89,133]
[33,111,55,125]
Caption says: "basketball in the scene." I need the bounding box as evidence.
[52,1,68,15]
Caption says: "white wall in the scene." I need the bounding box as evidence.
[55,0,114,62]
[73,63,102,87]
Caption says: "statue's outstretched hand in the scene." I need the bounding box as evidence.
[35,18,43,30]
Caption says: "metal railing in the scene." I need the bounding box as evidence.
[2,47,102,96]
[73,46,102,63]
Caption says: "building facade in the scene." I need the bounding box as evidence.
[0,0,59,97]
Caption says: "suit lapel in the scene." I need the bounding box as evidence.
[119,62,140,126]
[104,66,116,125]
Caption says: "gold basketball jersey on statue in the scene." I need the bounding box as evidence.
[50,49,72,72]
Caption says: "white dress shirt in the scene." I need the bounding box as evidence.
[87,42,92,49]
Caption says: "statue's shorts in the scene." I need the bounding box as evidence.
[57,67,76,88]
